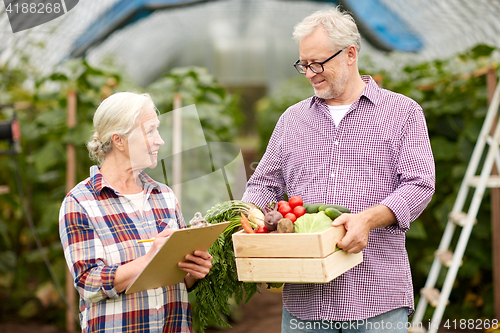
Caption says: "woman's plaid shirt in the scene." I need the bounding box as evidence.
[59,166,193,332]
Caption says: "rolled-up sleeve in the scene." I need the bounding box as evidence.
[381,104,435,234]
[59,195,119,303]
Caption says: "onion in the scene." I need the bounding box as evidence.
[247,207,265,226]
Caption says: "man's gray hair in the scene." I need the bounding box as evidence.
[293,7,361,53]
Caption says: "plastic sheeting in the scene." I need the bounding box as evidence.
[1,0,500,88]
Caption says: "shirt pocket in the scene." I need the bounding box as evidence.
[342,138,395,197]
[158,217,180,231]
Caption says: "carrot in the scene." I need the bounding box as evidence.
[240,213,255,233]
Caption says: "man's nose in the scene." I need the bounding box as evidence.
[305,67,317,79]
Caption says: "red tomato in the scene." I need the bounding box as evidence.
[292,206,306,218]
[278,203,292,216]
[278,200,288,207]
[284,213,297,223]
[288,196,303,209]
[255,225,269,233]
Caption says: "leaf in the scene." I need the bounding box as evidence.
[464,118,484,142]
[0,251,16,272]
[406,219,427,239]
[31,141,65,173]
[294,212,332,233]
[18,299,39,318]
[48,73,68,82]
[35,107,65,129]
[60,58,87,81]
[470,44,496,59]
[430,136,457,161]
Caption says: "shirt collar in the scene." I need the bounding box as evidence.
[89,165,161,195]
[309,75,380,108]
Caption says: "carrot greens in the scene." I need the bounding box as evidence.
[191,200,260,332]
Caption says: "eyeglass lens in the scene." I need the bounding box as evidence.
[294,48,345,74]
[295,63,324,74]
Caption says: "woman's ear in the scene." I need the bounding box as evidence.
[111,133,125,151]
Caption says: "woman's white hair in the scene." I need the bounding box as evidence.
[87,92,156,165]
[293,7,361,53]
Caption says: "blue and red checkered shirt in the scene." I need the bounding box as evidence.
[59,166,193,332]
[242,76,435,321]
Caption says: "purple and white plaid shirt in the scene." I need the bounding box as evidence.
[59,166,193,332]
[242,76,435,321]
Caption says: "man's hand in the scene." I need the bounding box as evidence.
[331,213,370,253]
[331,205,397,254]
[178,250,213,289]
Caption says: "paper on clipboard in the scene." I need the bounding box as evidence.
[125,221,231,294]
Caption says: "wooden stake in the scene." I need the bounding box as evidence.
[172,94,182,206]
[66,90,77,332]
[486,67,500,320]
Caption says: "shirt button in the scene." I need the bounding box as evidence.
[334,141,339,145]
[330,173,335,177]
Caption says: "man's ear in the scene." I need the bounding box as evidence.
[346,45,357,66]
[111,133,125,151]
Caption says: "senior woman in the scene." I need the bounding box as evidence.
[59,92,212,333]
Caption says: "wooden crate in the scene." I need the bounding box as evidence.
[232,226,363,283]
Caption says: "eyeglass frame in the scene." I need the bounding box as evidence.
[293,47,347,74]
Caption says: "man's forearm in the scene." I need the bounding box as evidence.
[360,204,397,230]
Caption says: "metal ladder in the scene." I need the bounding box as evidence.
[409,77,500,333]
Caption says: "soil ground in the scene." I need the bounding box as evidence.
[0,287,491,333]
[205,286,283,333]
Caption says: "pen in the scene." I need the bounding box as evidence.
[137,238,155,243]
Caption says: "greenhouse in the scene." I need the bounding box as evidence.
[2,0,500,333]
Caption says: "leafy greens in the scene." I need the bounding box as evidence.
[294,211,332,234]
[191,201,259,332]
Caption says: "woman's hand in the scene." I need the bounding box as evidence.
[178,250,213,289]
[145,227,175,260]
[114,228,175,293]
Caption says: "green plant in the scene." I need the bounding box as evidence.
[0,58,124,326]
[379,44,498,321]
[255,75,313,156]
[148,66,242,143]
[0,59,244,329]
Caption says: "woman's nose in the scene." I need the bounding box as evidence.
[154,132,165,146]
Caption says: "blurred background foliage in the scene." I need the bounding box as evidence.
[0,42,499,328]
[0,57,243,327]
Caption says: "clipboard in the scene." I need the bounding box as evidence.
[125,221,231,294]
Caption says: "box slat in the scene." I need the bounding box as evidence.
[232,226,346,258]
[235,251,363,283]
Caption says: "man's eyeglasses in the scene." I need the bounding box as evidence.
[294,48,346,74]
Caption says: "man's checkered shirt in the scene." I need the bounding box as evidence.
[242,76,435,321]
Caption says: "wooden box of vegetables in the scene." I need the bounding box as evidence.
[232,198,363,283]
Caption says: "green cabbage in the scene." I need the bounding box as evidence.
[294,211,332,233]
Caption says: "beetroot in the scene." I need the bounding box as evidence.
[263,202,283,231]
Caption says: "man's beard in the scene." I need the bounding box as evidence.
[314,66,349,100]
